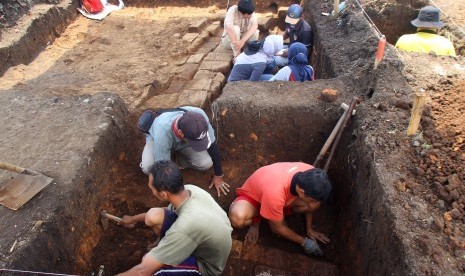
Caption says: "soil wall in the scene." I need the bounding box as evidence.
[306,0,418,274]
[214,79,351,165]
[0,92,136,274]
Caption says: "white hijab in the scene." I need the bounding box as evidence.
[261,35,284,57]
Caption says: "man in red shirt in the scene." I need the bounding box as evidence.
[229,162,331,256]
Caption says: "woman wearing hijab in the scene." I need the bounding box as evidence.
[267,42,314,82]
[227,35,283,82]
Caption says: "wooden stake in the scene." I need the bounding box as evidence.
[334,0,340,17]
[407,92,427,136]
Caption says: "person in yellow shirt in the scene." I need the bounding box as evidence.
[395,6,456,56]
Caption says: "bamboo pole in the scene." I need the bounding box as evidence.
[407,92,427,136]
[334,0,340,17]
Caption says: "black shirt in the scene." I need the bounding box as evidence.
[285,19,313,54]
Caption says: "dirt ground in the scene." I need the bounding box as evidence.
[1,0,465,274]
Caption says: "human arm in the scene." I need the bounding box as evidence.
[305,209,330,244]
[234,17,258,51]
[116,253,164,276]
[268,219,306,245]
[248,63,267,81]
[119,213,146,228]
[300,29,313,48]
[207,141,230,197]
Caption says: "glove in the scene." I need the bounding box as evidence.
[301,237,323,256]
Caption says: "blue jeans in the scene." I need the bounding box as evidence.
[260,74,274,81]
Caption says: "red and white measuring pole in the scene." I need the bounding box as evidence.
[373,35,386,70]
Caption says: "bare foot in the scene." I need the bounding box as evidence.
[244,223,259,246]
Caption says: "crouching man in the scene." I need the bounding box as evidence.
[228,162,331,256]
[117,160,233,276]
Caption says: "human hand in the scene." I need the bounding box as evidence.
[282,49,288,57]
[209,175,230,197]
[233,39,245,51]
[307,229,330,244]
[118,215,136,229]
[301,237,323,256]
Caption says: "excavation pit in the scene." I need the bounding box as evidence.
[1,0,465,275]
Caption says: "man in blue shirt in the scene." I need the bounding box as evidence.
[137,106,230,197]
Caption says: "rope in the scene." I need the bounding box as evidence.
[429,0,465,36]
[351,0,383,38]
[0,269,82,276]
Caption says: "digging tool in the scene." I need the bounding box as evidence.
[323,98,359,172]
[101,210,122,230]
[314,102,356,168]
[0,162,54,210]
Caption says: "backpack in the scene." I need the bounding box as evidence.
[138,108,187,134]
[81,0,104,14]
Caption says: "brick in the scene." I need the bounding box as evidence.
[142,94,179,110]
[186,53,206,64]
[174,56,188,66]
[187,37,205,53]
[213,72,226,85]
[186,78,212,91]
[197,41,219,54]
[199,60,231,74]
[188,19,207,32]
[204,52,233,62]
[209,80,223,99]
[205,23,221,36]
[171,63,199,80]
[182,33,198,43]
[194,70,216,80]
[213,43,233,53]
[321,88,338,102]
[176,90,209,108]
[199,30,211,41]
[164,79,187,94]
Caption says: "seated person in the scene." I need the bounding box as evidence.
[221,0,259,58]
[265,42,314,81]
[265,4,314,73]
[117,160,233,276]
[228,162,332,256]
[138,107,230,197]
[395,6,456,56]
[227,35,283,82]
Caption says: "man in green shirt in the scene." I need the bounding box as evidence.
[116,160,233,276]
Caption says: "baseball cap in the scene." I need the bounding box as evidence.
[285,4,303,25]
[178,112,211,151]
